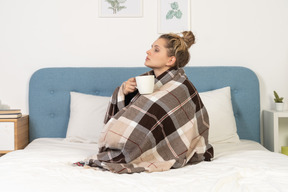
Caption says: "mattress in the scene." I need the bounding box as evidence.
[1,138,288,192]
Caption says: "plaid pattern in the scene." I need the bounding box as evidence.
[87,67,213,173]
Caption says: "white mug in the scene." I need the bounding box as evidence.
[135,75,155,94]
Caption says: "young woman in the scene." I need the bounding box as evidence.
[86,31,213,174]
[124,31,195,95]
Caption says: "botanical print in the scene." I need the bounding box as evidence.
[100,0,142,17]
[166,2,183,20]
[105,0,127,14]
[158,0,190,33]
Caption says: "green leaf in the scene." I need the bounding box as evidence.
[166,10,174,19]
[171,2,179,10]
[117,6,126,11]
[174,10,182,19]
[274,91,284,103]
[106,0,114,6]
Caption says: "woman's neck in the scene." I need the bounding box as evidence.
[153,67,170,78]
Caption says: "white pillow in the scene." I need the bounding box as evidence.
[65,92,110,143]
[199,87,240,144]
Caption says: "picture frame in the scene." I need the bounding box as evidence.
[99,0,143,18]
[158,0,191,33]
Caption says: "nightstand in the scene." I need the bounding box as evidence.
[0,115,29,154]
[263,110,288,152]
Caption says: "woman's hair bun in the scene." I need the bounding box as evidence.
[181,31,195,48]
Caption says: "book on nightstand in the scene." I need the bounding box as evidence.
[0,109,22,119]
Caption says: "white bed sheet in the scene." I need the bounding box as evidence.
[0,138,288,192]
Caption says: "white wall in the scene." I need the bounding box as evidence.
[1,0,288,115]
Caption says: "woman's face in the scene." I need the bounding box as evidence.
[145,38,174,76]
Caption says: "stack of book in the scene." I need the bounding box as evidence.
[0,109,22,119]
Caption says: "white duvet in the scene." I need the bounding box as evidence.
[0,138,288,192]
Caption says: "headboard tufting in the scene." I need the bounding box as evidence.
[29,66,260,142]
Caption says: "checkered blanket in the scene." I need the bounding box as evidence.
[86,67,213,173]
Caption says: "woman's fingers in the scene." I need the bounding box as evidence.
[123,77,137,95]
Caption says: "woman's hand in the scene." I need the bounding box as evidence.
[123,77,137,95]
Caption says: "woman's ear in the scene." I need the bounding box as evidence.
[167,56,176,67]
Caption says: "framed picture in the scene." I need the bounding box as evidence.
[158,0,191,33]
[99,0,143,18]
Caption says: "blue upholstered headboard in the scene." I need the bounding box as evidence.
[29,66,260,142]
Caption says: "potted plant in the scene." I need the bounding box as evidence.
[274,91,284,111]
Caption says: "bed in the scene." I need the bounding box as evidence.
[1,66,288,192]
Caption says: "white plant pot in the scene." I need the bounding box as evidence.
[275,103,284,111]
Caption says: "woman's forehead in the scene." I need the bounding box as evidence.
[152,38,166,48]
